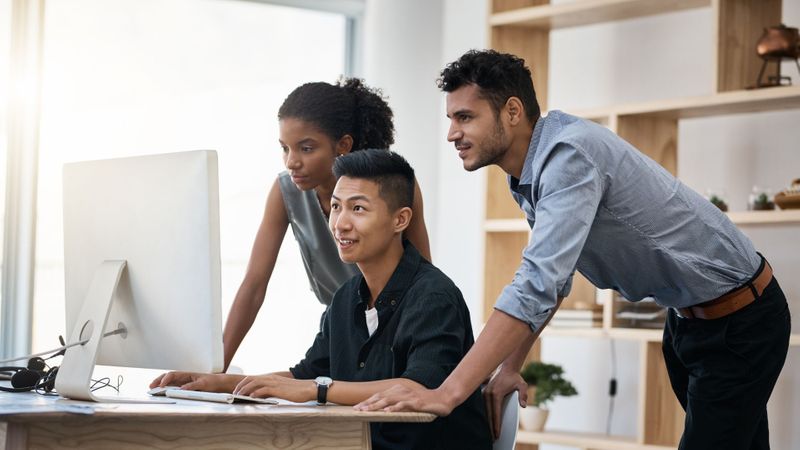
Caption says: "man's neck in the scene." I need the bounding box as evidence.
[357,239,405,309]
[498,118,537,180]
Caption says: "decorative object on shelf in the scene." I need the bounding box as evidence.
[749,186,776,211]
[755,24,800,88]
[707,192,729,212]
[518,362,577,431]
[774,178,800,209]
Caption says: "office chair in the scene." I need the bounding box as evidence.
[493,390,520,450]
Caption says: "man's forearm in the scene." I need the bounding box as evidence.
[328,378,424,405]
[498,296,563,374]
[437,310,534,407]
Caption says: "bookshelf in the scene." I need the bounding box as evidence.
[485,0,796,448]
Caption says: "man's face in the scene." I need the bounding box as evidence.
[329,176,398,265]
[446,84,510,172]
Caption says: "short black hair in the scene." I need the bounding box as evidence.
[438,49,540,122]
[278,78,395,150]
[332,149,415,212]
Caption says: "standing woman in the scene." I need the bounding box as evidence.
[222,79,431,371]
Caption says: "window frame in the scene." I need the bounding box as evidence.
[0,0,363,359]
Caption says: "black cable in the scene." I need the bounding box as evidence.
[606,338,618,435]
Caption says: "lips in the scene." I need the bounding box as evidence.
[336,237,357,250]
[456,144,471,159]
[291,174,308,183]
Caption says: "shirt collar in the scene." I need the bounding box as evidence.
[509,116,545,194]
[356,240,422,311]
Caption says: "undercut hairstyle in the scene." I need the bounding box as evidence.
[278,78,395,150]
[332,149,415,212]
[438,49,540,123]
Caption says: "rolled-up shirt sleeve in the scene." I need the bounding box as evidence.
[494,142,603,332]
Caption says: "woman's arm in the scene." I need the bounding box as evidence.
[222,178,290,371]
[405,178,432,261]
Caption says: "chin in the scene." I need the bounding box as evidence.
[338,253,357,264]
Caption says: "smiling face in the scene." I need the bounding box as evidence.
[445,84,511,172]
[279,117,350,191]
[329,176,408,266]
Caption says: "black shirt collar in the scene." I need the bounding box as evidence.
[356,240,422,312]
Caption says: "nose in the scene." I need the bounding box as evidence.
[447,122,462,142]
[330,208,352,233]
[284,149,301,169]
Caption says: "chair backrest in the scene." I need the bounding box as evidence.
[492,390,519,450]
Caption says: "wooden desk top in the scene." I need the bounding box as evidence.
[0,390,435,424]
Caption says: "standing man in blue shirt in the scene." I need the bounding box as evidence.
[356,50,791,450]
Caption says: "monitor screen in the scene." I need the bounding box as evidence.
[61,150,223,379]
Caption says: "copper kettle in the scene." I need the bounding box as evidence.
[757,24,800,59]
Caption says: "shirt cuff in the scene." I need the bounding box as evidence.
[494,287,553,333]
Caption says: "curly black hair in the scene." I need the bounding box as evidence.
[278,78,395,151]
[438,49,540,123]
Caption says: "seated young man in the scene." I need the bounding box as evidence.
[152,149,492,450]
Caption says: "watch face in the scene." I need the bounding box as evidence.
[315,376,333,386]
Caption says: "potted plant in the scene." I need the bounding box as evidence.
[518,361,578,431]
[708,194,729,212]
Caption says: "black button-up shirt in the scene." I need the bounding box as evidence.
[290,241,491,450]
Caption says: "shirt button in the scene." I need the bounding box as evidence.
[390,300,396,306]
[359,362,365,368]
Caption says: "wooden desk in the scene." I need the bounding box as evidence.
[0,390,434,449]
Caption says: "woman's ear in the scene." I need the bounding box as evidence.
[336,135,354,156]
[393,207,413,234]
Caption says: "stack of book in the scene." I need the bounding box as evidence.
[551,307,603,328]
[614,296,666,329]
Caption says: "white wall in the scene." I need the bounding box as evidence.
[363,1,800,449]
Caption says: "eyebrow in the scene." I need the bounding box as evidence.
[447,108,472,119]
[331,194,371,203]
[278,137,318,146]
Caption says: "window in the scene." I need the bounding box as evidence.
[33,0,349,388]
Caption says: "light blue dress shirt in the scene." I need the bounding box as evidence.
[494,111,761,332]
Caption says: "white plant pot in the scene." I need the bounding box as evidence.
[519,406,549,431]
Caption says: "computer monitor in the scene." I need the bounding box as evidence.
[57,150,223,402]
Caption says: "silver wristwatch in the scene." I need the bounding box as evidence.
[314,376,333,405]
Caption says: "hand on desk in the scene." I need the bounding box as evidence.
[354,384,455,416]
[150,371,243,393]
[234,374,315,403]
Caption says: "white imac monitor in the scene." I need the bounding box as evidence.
[57,150,223,402]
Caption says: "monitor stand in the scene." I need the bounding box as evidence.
[55,260,171,403]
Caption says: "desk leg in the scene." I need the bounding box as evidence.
[362,422,372,450]
[1,422,27,450]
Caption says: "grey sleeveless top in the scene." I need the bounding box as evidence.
[278,171,360,305]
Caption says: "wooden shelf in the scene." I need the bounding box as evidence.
[728,210,800,225]
[571,85,800,121]
[544,327,663,341]
[545,328,800,346]
[484,218,529,232]
[517,429,674,450]
[486,207,800,232]
[490,0,709,30]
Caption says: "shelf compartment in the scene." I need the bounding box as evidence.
[572,85,800,121]
[490,0,709,30]
[516,429,675,450]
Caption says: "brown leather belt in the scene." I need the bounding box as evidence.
[677,260,773,320]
